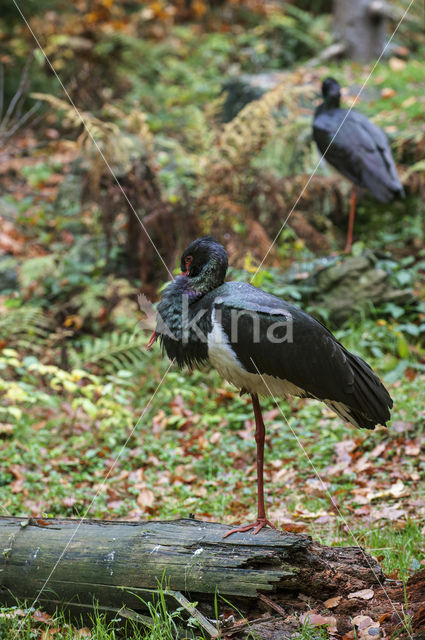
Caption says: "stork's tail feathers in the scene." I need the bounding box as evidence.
[328,351,392,430]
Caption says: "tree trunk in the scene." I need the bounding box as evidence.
[333,0,389,61]
[1,516,424,638]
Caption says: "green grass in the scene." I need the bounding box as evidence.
[0,594,208,640]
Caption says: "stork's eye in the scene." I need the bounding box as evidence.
[184,255,193,267]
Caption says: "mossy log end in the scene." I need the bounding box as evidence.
[1,516,423,638]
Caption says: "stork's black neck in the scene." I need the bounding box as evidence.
[316,91,340,116]
[323,92,340,109]
[318,78,341,112]
[188,254,227,296]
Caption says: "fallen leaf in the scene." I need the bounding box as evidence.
[348,589,374,600]
[334,439,357,464]
[137,488,154,508]
[381,87,397,99]
[401,96,417,109]
[32,610,52,623]
[324,596,342,609]
[378,612,392,624]
[371,506,406,521]
[281,521,308,533]
[368,480,409,502]
[389,57,406,71]
[368,442,387,459]
[405,441,421,456]
[352,615,381,638]
[300,612,337,634]
[295,506,332,520]
[352,615,375,628]
[389,480,410,498]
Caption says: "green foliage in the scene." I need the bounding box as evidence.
[359,522,425,582]
[0,306,53,351]
[69,330,148,372]
[20,161,62,188]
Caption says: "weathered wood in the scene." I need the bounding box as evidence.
[2,516,422,639]
[0,517,310,601]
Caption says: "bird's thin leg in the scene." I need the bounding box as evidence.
[253,392,266,520]
[345,185,356,253]
[223,394,275,538]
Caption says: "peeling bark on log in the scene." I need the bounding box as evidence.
[0,516,424,639]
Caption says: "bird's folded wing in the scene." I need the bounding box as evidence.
[213,294,392,428]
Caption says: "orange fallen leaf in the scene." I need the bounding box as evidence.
[281,521,308,533]
[34,518,54,527]
[324,596,342,609]
[381,87,397,99]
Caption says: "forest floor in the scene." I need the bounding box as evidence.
[1,1,425,638]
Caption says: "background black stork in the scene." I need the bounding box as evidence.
[149,236,393,536]
[313,77,404,253]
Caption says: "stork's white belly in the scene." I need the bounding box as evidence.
[207,312,306,399]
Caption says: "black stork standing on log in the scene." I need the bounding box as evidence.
[313,77,404,253]
[148,237,393,536]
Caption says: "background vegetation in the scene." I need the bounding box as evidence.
[0,0,425,637]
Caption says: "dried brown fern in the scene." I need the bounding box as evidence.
[207,74,315,171]
[196,73,316,238]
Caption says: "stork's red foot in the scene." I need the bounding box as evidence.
[222,517,275,538]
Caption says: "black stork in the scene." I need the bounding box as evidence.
[313,77,404,253]
[148,236,393,536]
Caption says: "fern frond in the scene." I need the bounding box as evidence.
[69,330,149,372]
[0,307,53,350]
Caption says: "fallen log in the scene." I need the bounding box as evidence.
[0,516,423,638]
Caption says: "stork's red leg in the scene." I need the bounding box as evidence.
[345,185,356,253]
[223,394,274,538]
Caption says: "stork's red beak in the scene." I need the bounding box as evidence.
[181,270,189,276]
[146,330,157,350]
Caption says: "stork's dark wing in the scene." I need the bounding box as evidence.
[214,283,392,430]
[313,108,404,202]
